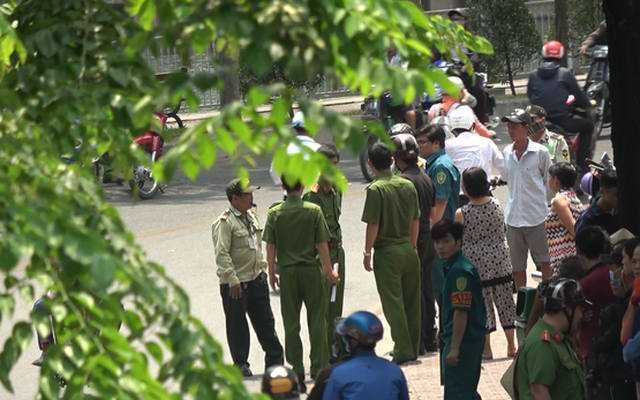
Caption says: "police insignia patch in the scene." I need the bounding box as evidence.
[456,277,467,291]
[437,171,446,185]
[561,149,569,159]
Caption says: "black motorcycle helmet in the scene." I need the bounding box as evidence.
[542,278,592,334]
[261,365,300,400]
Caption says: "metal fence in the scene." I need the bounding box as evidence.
[143,1,555,111]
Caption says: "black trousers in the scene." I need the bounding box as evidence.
[547,114,594,172]
[461,73,487,123]
[220,272,284,368]
[418,232,437,349]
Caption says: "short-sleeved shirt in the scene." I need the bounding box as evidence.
[441,251,487,341]
[361,171,420,249]
[399,164,435,236]
[262,196,331,267]
[303,179,342,242]
[539,129,570,165]
[579,262,617,359]
[322,349,409,400]
[425,149,460,221]
[519,319,586,400]
[575,200,620,235]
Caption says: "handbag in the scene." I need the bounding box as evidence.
[500,350,521,400]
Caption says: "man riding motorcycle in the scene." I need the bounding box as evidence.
[527,40,594,174]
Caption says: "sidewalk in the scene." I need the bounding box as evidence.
[373,257,540,400]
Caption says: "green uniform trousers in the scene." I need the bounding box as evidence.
[442,336,484,400]
[280,264,329,377]
[326,247,345,347]
[373,243,421,361]
[220,272,284,368]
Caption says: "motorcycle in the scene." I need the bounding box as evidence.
[545,95,596,169]
[583,45,611,138]
[129,111,167,200]
[62,112,168,199]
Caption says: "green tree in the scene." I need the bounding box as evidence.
[0,0,491,398]
[568,0,604,56]
[467,0,541,95]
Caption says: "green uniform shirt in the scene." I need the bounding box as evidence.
[425,149,460,220]
[361,171,420,249]
[212,206,266,287]
[539,129,570,165]
[262,196,331,267]
[302,178,342,242]
[518,318,586,400]
[441,251,487,341]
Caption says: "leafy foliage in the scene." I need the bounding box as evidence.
[468,0,541,95]
[0,0,491,398]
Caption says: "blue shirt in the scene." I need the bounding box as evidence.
[322,350,409,400]
[425,149,460,220]
[441,251,487,341]
[575,200,620,235]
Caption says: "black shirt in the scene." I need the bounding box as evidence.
[399,164,435,235]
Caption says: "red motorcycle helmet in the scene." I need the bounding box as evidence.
[542,40,564,59]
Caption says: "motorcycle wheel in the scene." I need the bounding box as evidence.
[129,164,159,200]
[592,93,604,139]
[359,132,379,183]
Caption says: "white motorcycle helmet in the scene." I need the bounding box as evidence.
[449,106,476,132]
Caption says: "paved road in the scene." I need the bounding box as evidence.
[0,124,613,399]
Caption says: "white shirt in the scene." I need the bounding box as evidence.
[269,135,321,186]
[503,139,551,227]
[445,131,507,194]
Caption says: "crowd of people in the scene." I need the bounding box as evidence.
[208,10,631,400]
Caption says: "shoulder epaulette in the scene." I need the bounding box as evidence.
[541,330,551,342]
[220,210,230,220]
[310,183,320,193]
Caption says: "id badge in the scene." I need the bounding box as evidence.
[248,237,255,249]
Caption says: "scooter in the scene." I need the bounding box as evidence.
[128,112,167,199]
[583,45,610,138]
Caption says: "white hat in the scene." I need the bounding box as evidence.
[292,111,305,129]
[449,106,476,132]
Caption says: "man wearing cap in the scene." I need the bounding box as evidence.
[527,105,571,166]
[519,278,590,400]
[212,179,284,377]
[502,109,552,288]
[269,111,321,189]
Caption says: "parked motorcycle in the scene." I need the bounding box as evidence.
[583,45,610,138]
[129,112,167,199]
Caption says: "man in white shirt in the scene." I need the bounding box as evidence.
[501,109,552,289]
[445,106,506,206]
[269,111,321,193]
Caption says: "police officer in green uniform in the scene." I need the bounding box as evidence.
[527,105,571,165]
[519,278,589,400]
[416,124,461,305]
[263,176,340,392]
[361,142,421,365]
[212,179,284,377]
[302,144,345,348]
[432,219,487,400]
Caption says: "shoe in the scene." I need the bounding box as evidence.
[296,373,307,394]
[392,357,418,366]
[238,363,253,377]
[31,353,46,367]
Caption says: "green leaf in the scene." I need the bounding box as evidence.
[196,134,217,170]
[138,0,157,31]
[33,30,58,58]
[181,152,200,181]
[145,342,164,364]
[109,68,131,87]
[343,15,360,39]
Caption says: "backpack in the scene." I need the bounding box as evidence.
[430,102,460,141]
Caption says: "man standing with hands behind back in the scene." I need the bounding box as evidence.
[502,109,552,287]
[212,179,284,378]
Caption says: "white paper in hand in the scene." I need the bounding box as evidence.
[330,262,339,303]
